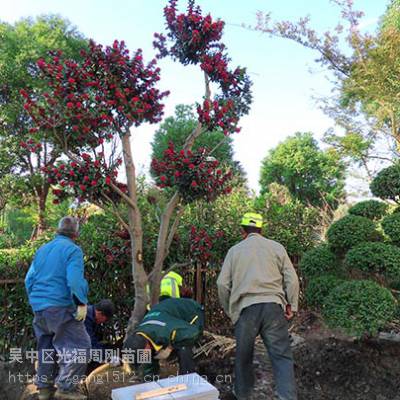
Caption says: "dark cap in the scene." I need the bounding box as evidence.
[95,299,115,319]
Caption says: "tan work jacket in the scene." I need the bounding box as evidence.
[217,233,300,324]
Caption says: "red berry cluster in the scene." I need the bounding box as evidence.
[196,98,240,135]
[154,0,225,65]
[101,229,131,266]
[153,0,252,135]
[43,153,126,204]
[151,142,232,202]
[189,225,224,264]
[22,40,169,149]
[19,137,43,154]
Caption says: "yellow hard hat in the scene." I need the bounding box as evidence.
[164,271,183,286]
[241,212,263,228]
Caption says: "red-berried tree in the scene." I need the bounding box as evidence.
[22,0,252,335]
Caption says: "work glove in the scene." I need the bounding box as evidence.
[154,346,173,360]
[109,356,121,367]
[74,305,88,321]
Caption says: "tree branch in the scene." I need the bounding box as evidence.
[183,72,210,151]
[148,261,191,281]
[155,192,181,262]
[165,206,184,257]
[100,193,130,232]
[110,181,140,212]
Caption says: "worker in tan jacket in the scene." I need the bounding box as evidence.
[217,212,299,400]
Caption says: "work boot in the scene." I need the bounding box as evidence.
[54,389,87,400]
[38,387,56,400]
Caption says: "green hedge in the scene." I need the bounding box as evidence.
[382,213,400,246]
[305,275,344,308]
[0,248,35,353]
[0,235,53,353]
[326,215,381,255]
[344,242,400,281]
[78,213,135,342]
[348,200,388,221]
[299,245,338,279]
[322,280,397,337]
[0,225,134,353]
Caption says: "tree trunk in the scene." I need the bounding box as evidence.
[120,132,148,339]
[125,73,210,337]
[150,192,180,305]
[31,184,50,240]
[37,194,47,235]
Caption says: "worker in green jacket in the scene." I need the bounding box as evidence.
[123,298,204,378]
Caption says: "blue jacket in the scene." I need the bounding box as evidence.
[25,234,89,312]
[84,305,105,350]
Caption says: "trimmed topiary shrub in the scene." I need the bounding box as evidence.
[305,275,344,308]
[348,200,388,221]
[370,163,400,203]
[382,213,400,246]
[344,242,400,280]
[299,244,338,278]
[326,215,381,255]
[322,280,397,337]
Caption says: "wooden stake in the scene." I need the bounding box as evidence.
[136,383,188,399]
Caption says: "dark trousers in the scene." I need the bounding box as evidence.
[143,346,195,378]
[33,306,91,391]
[234,303,297,400]
[177,346,196,375]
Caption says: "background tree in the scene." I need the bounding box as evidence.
[21,0,252,335]
[259,132,346,208]
[381,0,400,34]
[152,104,234,165]
[151,103,246,186]
[254,0,400,181]
[256,183,324,259]
[0,15,86,236]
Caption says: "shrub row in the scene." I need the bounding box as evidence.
[301,194,398,338]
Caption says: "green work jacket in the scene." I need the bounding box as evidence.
[136,298,204,350]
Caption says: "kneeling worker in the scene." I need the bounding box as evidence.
[84,299,115,355]
[123,297,204,378]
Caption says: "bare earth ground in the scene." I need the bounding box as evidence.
[6,312,400,400]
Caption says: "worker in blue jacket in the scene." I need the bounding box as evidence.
[25,216,90,400]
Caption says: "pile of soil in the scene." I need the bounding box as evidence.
[198,336,400,400]
[295,338,400,400]
[0,361,35,400]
